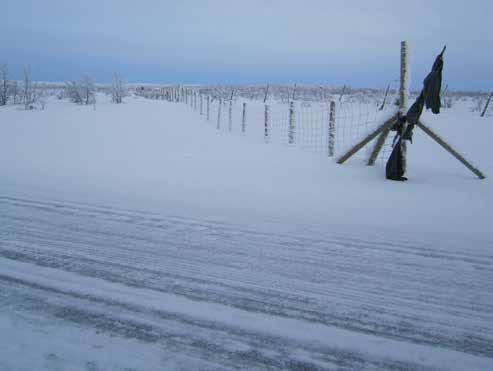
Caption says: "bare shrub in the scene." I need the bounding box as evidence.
[0,64,8,106]
[65,75,96,105]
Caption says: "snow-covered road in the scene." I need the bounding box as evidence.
[1,194,492,370]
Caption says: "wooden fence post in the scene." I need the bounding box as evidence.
[399,41,410,173]
[264,104,270,143]
[368,41,408,166]
[242,102,247,133]
[328,101,336,157]
[399,41,410,114]
[288,101,295,144]
[217,99,222,130]
[228,100,233,132]
[206,96,210,121]
[200,94,203,115]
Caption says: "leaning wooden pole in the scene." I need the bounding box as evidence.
[379,83,390,111]
[367,125,392,165]
[416,121,486,179]
[480,92,492,117]
[337,114,398,164]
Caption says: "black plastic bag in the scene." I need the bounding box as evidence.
[386,139,407,181]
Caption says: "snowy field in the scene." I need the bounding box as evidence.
[1,95,493,370]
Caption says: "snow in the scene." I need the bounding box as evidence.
[1,96,491,241]
[1,257,491,371]
[1,95,492,370]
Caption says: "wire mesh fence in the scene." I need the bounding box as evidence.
[156,86,400,165]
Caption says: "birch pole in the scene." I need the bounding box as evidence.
[368,41,409,166]
[399,41,410,174]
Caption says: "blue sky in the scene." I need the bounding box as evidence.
[2,0,492,90]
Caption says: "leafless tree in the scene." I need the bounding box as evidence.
[22,65,36,110]
[66,75,95,105]
[9,81,18,104]
[36,86,47,110]
[0,64,8,106]
[81,75,95,105]
[111,72,126,104]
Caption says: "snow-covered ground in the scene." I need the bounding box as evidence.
[1,95,492,370]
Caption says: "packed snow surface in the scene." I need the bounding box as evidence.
[0,96,492,370]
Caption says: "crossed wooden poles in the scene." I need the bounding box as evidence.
[336,41,486,180]
[336,113,485,179]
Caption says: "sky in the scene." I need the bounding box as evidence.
[2,0,492,90]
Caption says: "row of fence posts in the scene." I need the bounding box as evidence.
[162,86,337,157]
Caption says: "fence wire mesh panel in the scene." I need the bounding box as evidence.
[335,102,397,163]
[143,86,402,166]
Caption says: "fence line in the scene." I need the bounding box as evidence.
[143,85,397,164]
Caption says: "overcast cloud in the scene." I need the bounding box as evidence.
[2,0,492,89]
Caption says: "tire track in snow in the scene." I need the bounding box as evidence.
[1,195,493,369]
[0,260,487,371]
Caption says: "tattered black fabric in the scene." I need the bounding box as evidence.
[402,92,425,143]
[385,46,445,181]
[406,47,445,132]
[423,47,445,114]
[386,139,407,181]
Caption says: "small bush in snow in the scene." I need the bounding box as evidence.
[65,75,96,105]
